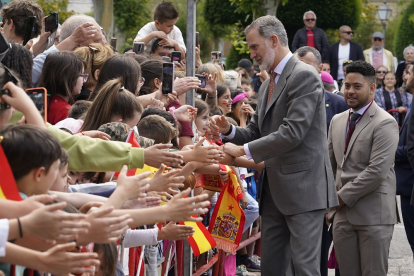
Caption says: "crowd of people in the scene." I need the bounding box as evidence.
[1,1,414,276]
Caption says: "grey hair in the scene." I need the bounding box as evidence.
[245,15,288,47]
[60,15,97,42]
[294,46,322,66]
[403,44,414,56]
[303,11,317,20]
[323,82,336,92]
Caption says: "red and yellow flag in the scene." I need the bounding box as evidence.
[208,165,245,254]
[0,143,22,201]
[179,216,216,256]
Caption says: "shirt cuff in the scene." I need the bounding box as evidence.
[243,144,252,160]
[221,125,235,140]
[0,219,9,257]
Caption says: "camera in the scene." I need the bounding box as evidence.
[195,74,206,89]
[133,42,145,54]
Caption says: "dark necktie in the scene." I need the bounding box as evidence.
[267,71,278,107]
[349,112,361,133]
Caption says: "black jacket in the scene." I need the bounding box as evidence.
[396,62,407,88]
[291,27,329,58]
[325,41,365,81]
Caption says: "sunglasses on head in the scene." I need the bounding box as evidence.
[305,18,316,22]
[373,37,383,42]
[376,70,387,74]
[343,60,353,65]
[342,31,354,35]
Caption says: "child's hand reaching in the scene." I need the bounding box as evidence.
[78,130,111,140]
[163,188,209,222]
[149,164,185,193]
[115,165,151,201]
[171,105,197,122]
[191,137,225,164]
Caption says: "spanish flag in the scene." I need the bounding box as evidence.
[179,216,216,256]
[208,165,245,254]
[0,143,22,201]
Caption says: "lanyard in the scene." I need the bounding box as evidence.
[343,100,373,154]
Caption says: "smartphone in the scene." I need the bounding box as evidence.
[0,89,10,109]
[45,12,58,33]
[110,38,117,51]
[162,56,170,63]
[133,42,145,54]
[195,32,199,46]
[171,51,181,63]
[195,74,206,88]
[23,16,36,46]
[211,51,221,64]
[25,87,47,124]
[162,62,174,94]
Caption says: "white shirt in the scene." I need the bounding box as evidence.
[0,219,8,257]
[337,43,350,80]
[134,22,186,56]
[224,51,293,160]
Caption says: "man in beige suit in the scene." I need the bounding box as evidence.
[363,32,395,71]
[328,60,399,275]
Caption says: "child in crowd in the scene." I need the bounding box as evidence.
[39,51,87,125]
[134,1,186,58]
[138,114,178,144]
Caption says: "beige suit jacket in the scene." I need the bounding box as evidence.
[363,48,395,72]
[328,101,399,225]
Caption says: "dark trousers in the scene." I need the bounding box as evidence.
[320,218,332,276]
[401,195,414,254]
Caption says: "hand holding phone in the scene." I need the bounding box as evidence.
[111,38,117,51]
[195,74,206,88]
[133,42,145,54]
[45,12,58,33]
[162,62,174,94]
[171,51,181,63]
[195,32,199,46]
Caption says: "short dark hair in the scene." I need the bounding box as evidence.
[38,51,86,105]
[345,60,376,84]
[140,59,163,95]
[68,100,92,120]
[0,124,62,181]
[153,1,179,22]
[195,99,209,116]
[322,60,330,65]
[294,46,322,66]
[1,0,43,39]
[138,115,177,144]
[237,59,253,72]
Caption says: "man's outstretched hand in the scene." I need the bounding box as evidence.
[210,115,231,134]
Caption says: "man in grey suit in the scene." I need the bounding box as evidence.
[212,15,338,275]
[328,61,399,275]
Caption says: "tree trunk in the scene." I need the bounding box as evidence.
[92,0,114,39]
[264,0,282,16]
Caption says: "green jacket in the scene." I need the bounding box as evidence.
[47,125,144,172]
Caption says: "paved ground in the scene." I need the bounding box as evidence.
[249,196,414,276]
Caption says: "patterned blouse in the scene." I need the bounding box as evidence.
[374,87,412,122]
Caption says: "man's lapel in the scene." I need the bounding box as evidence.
[337,111,348,159]
[343,102,377,160]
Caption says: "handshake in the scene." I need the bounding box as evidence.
[210,115,246,158]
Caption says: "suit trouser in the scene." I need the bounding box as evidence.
[261,181,325,276]
[401,195,414,254]
[332,207,394,276]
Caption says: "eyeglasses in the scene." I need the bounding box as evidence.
[342,31,354,35]
[305,18,316,22]
[373,37,383,42]
[343,60,353,64]
[376,70,387,74]
[79,74,89,83]
[88,46,100,75]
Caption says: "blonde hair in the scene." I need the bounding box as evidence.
[196,63,225,83]
[74,43,114,90]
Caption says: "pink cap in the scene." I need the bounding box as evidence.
[321,71,334,84]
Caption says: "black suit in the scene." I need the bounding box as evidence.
[291,27,329,58]
[321,91,348,276]
[325,41,365,80]
[402,99,414,254]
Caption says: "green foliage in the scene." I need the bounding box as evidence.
[35,0,75,23]
[277,0,362,48]
[394,0,414,60]
[352,3,381,50]
[229,0,265,21]
[225,45,250,69]
[113,0,151,33]
[203,0,250,31]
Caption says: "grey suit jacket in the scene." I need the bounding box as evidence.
[230,55,338,215]
[328,101,399,225]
